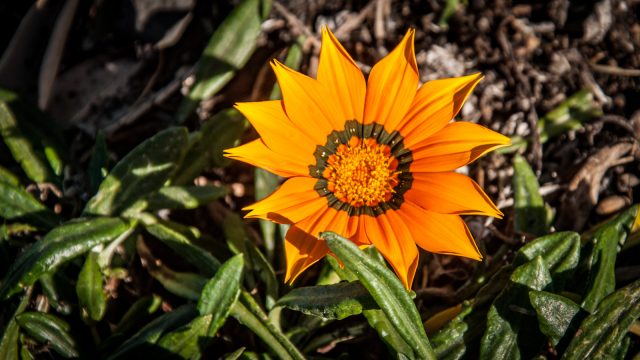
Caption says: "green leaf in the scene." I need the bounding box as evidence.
[562,280,640,359]
[136,238,207,301]
[430,303,485,360]
[135,238,301,360]
[529,291,581,346]
[143,218,220,276]
[145,185,227,211]
[172,110,246,186]
[0,166,20,186]
[325,255,413,357]
[108,305,199,359]
[0,217,133,300]
[480,256,552,360]
[276,281,377,320]
[0,287,32,360]
[16,312,79,358]
[0,180,59,229]
[155,314,213,359]
[39,273,73,315]
[581,205,638,312]
[197,254,244,318]
[513,154,547,236]
[538,90,602,143]
[514,231,580,291]
[0,102,55,183]
[84,127,189,216]
[224,347,246,360]
[175,0,271,123]
[230,291,305,360]
[112,295,162,336]
[224,213,278,309]
[254,169,279,263]
[76,252,107,322]
[88,131,108,196]
[155,255,244,359]
[302,322,369,354]
[322,231,435,360]
[19,345,35,360]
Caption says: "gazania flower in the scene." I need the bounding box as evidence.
[225,28,509,289]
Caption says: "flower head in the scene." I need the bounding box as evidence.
[225,28,509,289]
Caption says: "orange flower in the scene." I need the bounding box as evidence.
[225,28,509,289]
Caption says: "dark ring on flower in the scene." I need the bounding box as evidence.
[309,120,413,217]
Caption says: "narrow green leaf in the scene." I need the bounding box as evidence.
[325,255,413,357]
[562,280,640,359]
[112,295,162,336]
[0,217,133,300]
[480,256,552,360]
[155,255,244,359]
[0,102,54,183]
[175,0,271,123]
[514,231,580,291]
[39,273,73,315]
[108,305,199,359]
[538,90,602,143]
[529,291,581,346]
[172,109,246,185]
[276,281,377,320]
[363,308,415,358]
[230,291,305,360]
[136,238,207,301]
[16,312,79,358]
[19,345,35,360]
[254,169,279,263]
[155,314,213,359]
[0,180,59,229]
[224,213,278,309]
[0,287,32,360]
[581,205,638,312]
[84,127,189,216]
[136,238,301,359]
[224,347,246,360]
[513,154,547,236]
[302,322,369,354]
[0,166,20,186]
[197,254,243,319]
[76,252,107,321]
[88,131,108,196]
[143,218,220,276]
[430,303,486,360]
[145,185,227,211]
[322,231,434,360]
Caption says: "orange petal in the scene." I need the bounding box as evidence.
[410,122,511,172]
[364,29,419,131]
[399,73,483,148]
[235,100,316,166]
[284,207,353,284]
[244,177,325,224]
[398,201,481,260]
[224,139,308,178]
[405,172,503,218]
[272,60,344,139]
[362,213,419,289]
[317,27,366,122]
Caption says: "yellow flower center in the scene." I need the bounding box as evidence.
[323,136,399,207]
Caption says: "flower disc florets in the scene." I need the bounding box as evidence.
[310,120,413,216]
[323,136,398,207]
